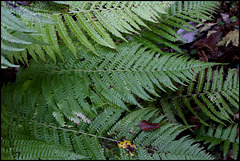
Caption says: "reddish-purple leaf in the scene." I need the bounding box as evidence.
[138,120,161,131]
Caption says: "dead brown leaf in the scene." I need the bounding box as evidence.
[217,30,239,47]
[194,41,218,62]
[138,120,161,131]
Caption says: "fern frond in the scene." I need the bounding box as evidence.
[1,27,32,44]
[1,6,36,33]
[27,1,69,14]
[2,1,221,67]
[1,128,87,160]
[7,3,54,24]
[159,66,239,127]
[1,1,53,68]
[52,14,77,57]
[1,41,25,51]
[1,102,214,160]
[132,1,219,53]
[217,30,239,47]
[63,13,97,55]
[1,42,220,125]
[37,1,174,54]
[195,123,239,159]
[2,1,220,65]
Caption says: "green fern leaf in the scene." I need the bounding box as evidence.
[1,27,32,44]
[76,12,115,49]
[85,12,117,49]
[52,15,77,57]
[94,10,128,41]
[1,41,25,51]
[1,55,20,69]
[64,14,97,55]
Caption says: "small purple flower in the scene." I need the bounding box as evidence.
[177,22,198,43]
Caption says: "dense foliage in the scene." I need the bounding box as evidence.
[1,1,239,160]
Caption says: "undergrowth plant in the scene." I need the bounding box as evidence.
[194,122,239,160]
[1,1,239,160]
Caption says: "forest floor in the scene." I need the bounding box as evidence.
[179,1,239,68]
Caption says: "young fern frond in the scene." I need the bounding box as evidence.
[1,104,215,160]
[159,67,239,127]
[1,43,220,126]
[194,123,239,160]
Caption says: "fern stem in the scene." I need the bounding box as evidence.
[50,6,127,17]
[30,120,170,155]
[48,68,206,73]
[158,91,222,100]
[30,120,119,142]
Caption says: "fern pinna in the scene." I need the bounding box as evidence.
[1,104,214,160]
[1,42,220,126]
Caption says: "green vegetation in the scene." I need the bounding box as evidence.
[1,1,238,160]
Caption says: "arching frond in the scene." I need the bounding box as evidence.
[1,1,236,160]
